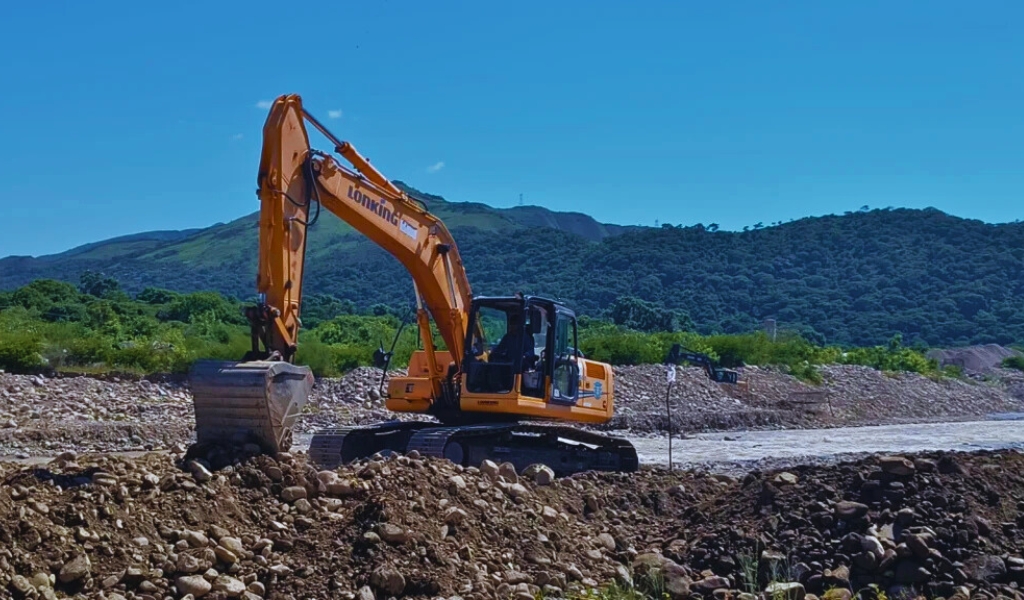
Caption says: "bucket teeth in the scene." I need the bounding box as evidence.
[188,359,313,455]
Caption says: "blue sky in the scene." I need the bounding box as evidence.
[1,1,1022,257]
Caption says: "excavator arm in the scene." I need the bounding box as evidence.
[249,94,472,366]
[664,344,739,384]
[189,94,473,455]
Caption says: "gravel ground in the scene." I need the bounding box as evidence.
[2,364,1024,599]
[1,445,1023,599]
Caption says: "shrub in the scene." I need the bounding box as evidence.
[295,338,380,376]
[64,335,114,366]
[580,330,665,365]
[840,345,937,374]
[1003,355,1024,372]
[136,287,180,304]
[0,331,47,373]
[789,361,823,385]
[0,277,962,379]
[160,292,245,325]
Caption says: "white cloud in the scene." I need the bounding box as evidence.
[255,99,273,109]
[231,133,244,140]
[426,161,445,173]
[327,109,343,119]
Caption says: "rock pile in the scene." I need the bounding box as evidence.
[995,368,1024,403]
[660,450,1024,600]
[926,344,1023,374]
[0,373,192,457]
[809,364,1024,424]
[602,364,792,434]
[297,367,433,434]
[1,445,1021,599]
[600,363,1024,435]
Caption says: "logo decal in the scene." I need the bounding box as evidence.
[347,185,420,240]
[399,219,418,240]
[593,381,603,400]
[348,186,400,225]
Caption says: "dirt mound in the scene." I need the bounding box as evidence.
[927,344,1023,374]
[601,364,1024,435]
[2,445,1022,599]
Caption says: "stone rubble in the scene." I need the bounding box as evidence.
[601,363,1024,435]
[0,373,193,457]
[0,445,1021,599]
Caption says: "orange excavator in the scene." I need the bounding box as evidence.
[188,94,637,475]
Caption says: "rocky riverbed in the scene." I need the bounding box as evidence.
[1,363,1022,458]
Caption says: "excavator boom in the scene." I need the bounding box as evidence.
[190,95,472,455]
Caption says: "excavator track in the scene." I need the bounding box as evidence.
[307,422,431,470]
[307,421,638,477]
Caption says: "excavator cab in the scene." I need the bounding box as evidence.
[463,295,581,403]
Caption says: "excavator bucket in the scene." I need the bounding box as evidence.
[188,359,314,455]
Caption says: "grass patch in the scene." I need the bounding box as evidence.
[1003,354,1024,372]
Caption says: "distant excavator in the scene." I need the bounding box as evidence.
[665,344,739,384]
[187,94,638,476]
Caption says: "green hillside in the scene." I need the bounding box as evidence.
[2,186,1023,348]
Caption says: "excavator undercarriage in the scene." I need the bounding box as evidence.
[307,421,638,476]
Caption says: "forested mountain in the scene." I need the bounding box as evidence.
[2,184,1022,348]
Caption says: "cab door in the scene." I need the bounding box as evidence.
[548,308,580,405]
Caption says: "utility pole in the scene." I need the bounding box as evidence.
[518,193,523,206]
[665,363,675,470]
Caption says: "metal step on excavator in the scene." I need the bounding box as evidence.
[186,94,638,476]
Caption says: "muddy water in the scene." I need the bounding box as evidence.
[9,416,1021,472]
[625,413,1024,472]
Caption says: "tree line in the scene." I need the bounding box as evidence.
[3,206,1021,349]
[0,273,992,383]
